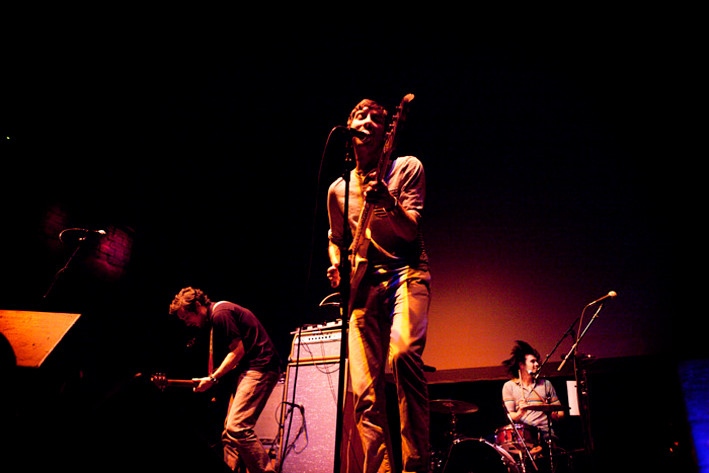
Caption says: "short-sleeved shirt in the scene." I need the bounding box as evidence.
[210,301,280,374]
[327,155,429,272]
[502,378,561,433]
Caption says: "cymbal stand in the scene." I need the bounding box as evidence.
[544,392,555,473]
[443,407,462,441]
[437,408,462,473]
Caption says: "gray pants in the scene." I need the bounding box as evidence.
[222,369,279,472]
[349,266,431,473]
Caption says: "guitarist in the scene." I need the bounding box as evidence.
[169,287,281,473]
[326,99,432,473]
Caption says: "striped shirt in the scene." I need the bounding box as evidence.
[502,378,561,434]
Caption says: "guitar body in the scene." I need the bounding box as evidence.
[348,94,414,301]
[349,249,369,305]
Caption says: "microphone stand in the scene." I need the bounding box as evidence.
[557,301,608,460]
[332,140,355,473]
[41,234,90,302]
[558,304,602,372]
[502,401,538,472]
[534,324,576,384]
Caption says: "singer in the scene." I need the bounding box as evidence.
[326,98,431,473]
[502,341,565,445]
[169,287,281,472]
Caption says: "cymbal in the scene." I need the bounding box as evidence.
[430,399,479,414]
[523,403,566,412]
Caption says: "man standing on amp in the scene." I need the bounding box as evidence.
[326,98,432,473]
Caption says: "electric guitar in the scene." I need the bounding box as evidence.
[348,93,415,300]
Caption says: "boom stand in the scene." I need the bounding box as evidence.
[42,235,90,302]
[332,143,355,473]
[558,303,606,458]
[536,298,609,463]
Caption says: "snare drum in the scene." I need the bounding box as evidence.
[442,437,519,473]
[494,423,540,454]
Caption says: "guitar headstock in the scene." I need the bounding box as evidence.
[150,373,168,392]
[389,94,414,127]
[383,93,415,156]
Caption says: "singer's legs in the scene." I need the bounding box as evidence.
[388,269,430,473]
[349,267,431,473]
[349,285,394,473]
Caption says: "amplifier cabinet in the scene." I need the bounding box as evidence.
[278,361,342,473]
[289,324,343,363]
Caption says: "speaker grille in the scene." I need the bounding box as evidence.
[279,362,341,473]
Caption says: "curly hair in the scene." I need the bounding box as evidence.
[169,287,211,315]
[502,340,540,378]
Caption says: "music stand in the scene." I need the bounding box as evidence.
[0,310,81,368]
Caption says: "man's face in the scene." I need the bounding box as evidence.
[175,303,209,328]
[521,354,540,376]
[349,106,387,149]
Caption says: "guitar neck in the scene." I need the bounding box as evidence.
[350,94,414,254]
[149,373,195,391]
[352,136,395,244]
[166,379,194,388]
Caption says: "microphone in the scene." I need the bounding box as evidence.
[334,125,369,139]
[59,228,107,243]
[587,290,617,306]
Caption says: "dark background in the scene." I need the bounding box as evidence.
[1,12,696,472]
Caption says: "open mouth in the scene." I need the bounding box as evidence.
[357,132,372,143]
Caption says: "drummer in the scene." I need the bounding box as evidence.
[501,340,565,441]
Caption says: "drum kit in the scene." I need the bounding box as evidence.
[430,399,569,473]
[426,291,618,472]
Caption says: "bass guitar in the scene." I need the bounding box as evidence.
[348,93,415,300]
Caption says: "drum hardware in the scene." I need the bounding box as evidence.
[500,407,539,473]
[429,399,481,472]
[430,399,479,440]
[430,399,480,415]
[522,404,565,413]
[443,437,519,473]
[539,400,559,473]
[520,402,569,473]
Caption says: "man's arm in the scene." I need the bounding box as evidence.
[364,179,420,242]
[327,241,342,288]
[193,339,245,392]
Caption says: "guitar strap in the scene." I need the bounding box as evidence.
[353,164,401,262]
[208,328,213,374]
[369,235,401,261]
[208,301,228,374]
